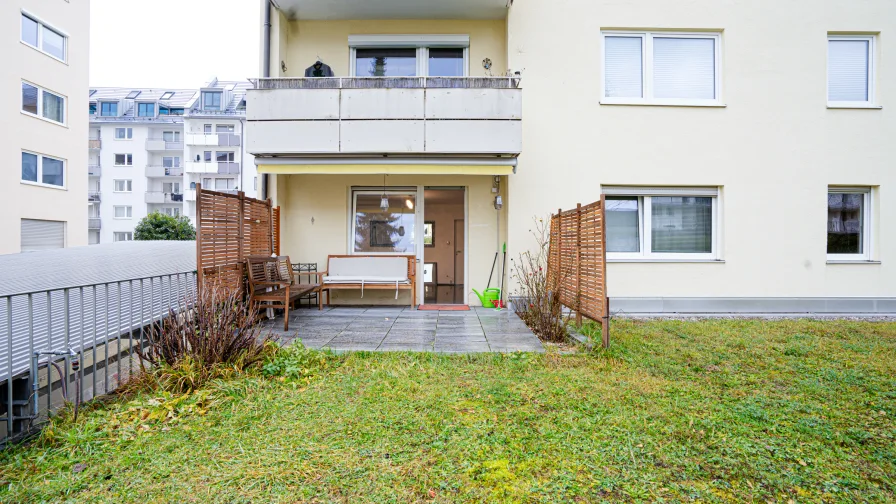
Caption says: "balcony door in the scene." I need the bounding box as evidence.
[349,36,469,77]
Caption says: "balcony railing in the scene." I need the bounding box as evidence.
[87,218,101,230]
[88,165,101,177]
[246,77,521,156]
[145,165,184,178]
[145,192,184,204]
[185,132,241,147]
[88,191,101,202]
[185,162,240,175]
[88,139,101,150]
[145,139,184,151]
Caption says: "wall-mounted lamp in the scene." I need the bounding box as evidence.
[494,195,503,210]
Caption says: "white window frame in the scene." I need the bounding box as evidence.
[162,130,181,142]
[603,187,720,261]
[113,232,133,242]
[21,150,66,190]
[21,80,66,125]
[114,127,133,140]
[827,34,877,109]
[600,31,723,107]
[112,179,132,193]
[113,206,133,219]
[114,154,133,166]
[20,11,67,63]
[136,102,156,117]
[348,35,470,77]
[349,189,419,256]
[827,187,872,262]
[162,207,181,217]
[201,92,222,111]
[99,102,118,117]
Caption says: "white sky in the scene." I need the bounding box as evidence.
[89,0,260,88]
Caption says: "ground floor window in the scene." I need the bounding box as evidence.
[827,188,871,260]
[604,187,718,260]
[352,190,417,254]
[113,232,133,242]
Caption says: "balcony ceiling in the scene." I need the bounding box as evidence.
[273,0,510,20]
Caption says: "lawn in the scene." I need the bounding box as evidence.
[1,319,894,502]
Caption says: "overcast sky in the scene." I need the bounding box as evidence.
[89,0,260,89]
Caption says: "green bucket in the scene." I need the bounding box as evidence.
[472,288,501,307]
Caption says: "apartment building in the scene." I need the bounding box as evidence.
[249,0,894,314]
[88,88,193,244]
[183,79,257,224]
[87,81,256,243]
[2,1,89,254]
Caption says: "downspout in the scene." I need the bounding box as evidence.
[261,0,272,199]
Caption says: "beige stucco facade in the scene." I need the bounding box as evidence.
[256,0,895,312]
[1,0,89,254]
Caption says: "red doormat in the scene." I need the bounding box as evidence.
[418,304,470,311]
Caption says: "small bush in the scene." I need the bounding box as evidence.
[262,343,335,383]
[134,212,196,241]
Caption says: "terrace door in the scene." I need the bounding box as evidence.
[421,188,466,305]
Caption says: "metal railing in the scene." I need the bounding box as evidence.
[88,139,101,150]
[251,76,522,90]
[145,192,184,204]
[88,165,101,177]
[146,165,184,177]
[88,191,101,202]
[145,139,184,151]
[87,218,101,230]
[0,272,197,443]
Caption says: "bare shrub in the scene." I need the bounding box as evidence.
[510,217,571,343]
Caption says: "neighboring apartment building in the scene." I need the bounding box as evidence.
[2,1,89,254]
[249,0,895,314]
[88,80,256,243]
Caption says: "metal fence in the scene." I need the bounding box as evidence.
[0,271,197,443]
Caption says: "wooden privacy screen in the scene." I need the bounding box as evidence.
[548,195,610,347]
[195,184,281,296]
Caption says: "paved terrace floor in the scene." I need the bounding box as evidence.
[261,306,544,353]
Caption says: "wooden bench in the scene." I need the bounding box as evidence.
[246,255,320,330]
[318,255,416,309]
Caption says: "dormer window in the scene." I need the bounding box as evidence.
[89,102,96,114]
[201,91,222,111]
[137,102,155,117]
[100,102,118,116]
[160,91,175,100]
[126,90,141,99]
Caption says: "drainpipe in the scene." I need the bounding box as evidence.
[261,0,272,200]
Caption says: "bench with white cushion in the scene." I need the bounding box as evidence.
[319,255,416,309]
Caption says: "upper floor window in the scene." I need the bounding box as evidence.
[114,154,133,166]
[21,81,65,124]
[21,13,66,62]
[201,92,222,111]
[602,31,721,106]
[100,102,118,117]
[113,206,133,219]
[216,151,235,162]
[828,188,872,261]
[162,156,181,168]
[114,127,133,139]
[162,130,180,142]
[113,179,133,192]
[89,102,96,115]
[828,35,877,108]
[137,103,155,117]
[216,124,234,133]
[21,151,65,188]
[203,124,212,134]
[349,35,469,77]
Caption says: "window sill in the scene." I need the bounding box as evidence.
[826,260,881,265]
[608,258,725,264]
[827,103,882,110]
[20,111,67,128]
[20,40,68,65]
[21,180,66,191]
[600,101,727,108]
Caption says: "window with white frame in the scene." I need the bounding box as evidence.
[828,35,876,107]
[827,188,872,260]
[203,124,212,134]
[162,207,181,217]
[351,190,417,254]
[100,102,118,117]
[203,151,212,162]
[162,130,180,142]
[216,151,235,162]
[137,103,155,117]
[216,124,234,133]
[162,156,180,168]
[114,154,133,166]
[21,81,65,124]
[113,179,132,192]
[21,151,65,188]
[604,187,719,260]
[201,92,222,111]
[160,91,175,101]
[113,206,133,219]
[349,35,469,77]
[602,31,721,106]
[202,178,212,188]
[113,232,133,242]
[214,178,235,190]
[114,127,133,140]
[21,12,66,61]
[162,182,181,194]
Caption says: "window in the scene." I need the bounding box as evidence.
[114,127,133,139]
[214,179,236,190]
[604,187,718,260]
[160,91,175,100]
[216,124,234,133]
[428,48,465,77]
[21,151,65,188]
[203,124,212,134]
[113,232,133,242]
[21,13,66,61]
[162,182,181,194]
[170,108,185,116]
[113,179,132,192]
[828,35,876,107]
[201,92,222,111]
[202,178,212,188]
[602,31,721,106]
[126,90,141,99]
[351,190,417,254]
[114,154,133,166]
[162,156,180,168]
[203,151,212,162]
[162,131,180,142]
[162,207,181,217]
[158,106,169,115]
[216,151,235,162]
[350,37,469,77]
[21,82,65,124]
[100,102,118,116]
[89,102,97,115]
[137,103,155,117]
[113,206,133,219]
[828,188,871,260]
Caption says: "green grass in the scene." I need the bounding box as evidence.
[1,319,895,502]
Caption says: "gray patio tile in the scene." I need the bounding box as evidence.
[375,342,434,352]
[434,342,492,353]
[325,342,382,352]
[382,332,436,343]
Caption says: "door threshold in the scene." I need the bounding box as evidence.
[417,304,470,311]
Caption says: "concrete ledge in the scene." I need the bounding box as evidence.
[610,297,896,315]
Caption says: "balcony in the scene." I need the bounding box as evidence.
[146,139,184,151]
[88,191,101,202]
[246,77,521,157]
[88,138,101,150]
[185,133,241,147]
[185,161,240,175]
[145,192,184,204]
[88,164,101,177]
[146,165,184,178]
[183,189,196,201]
[271,0,508,19]
[88,218,101,230]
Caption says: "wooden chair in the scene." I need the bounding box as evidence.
[246,255,320,331]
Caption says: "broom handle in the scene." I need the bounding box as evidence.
[486,252,498,289]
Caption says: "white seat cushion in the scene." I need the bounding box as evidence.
[327,257,408,282]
